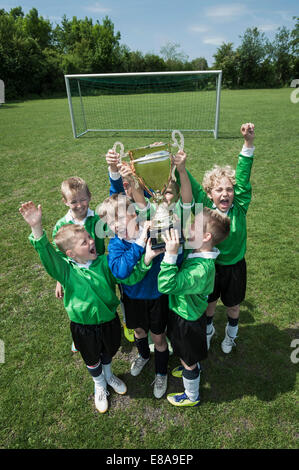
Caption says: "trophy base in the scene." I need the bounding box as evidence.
[151,236,185,250]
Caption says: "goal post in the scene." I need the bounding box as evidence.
[64,70,222,139]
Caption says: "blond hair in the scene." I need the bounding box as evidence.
[97,193,134,225]
[61,177,91,201]
[202,165,236,194]
[202,207,230,246]
[54,224,86,254]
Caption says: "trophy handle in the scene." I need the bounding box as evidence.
[112,141,126,162]
[171,130,184,152]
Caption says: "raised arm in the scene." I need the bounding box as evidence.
[19,201,43,239]
[19,201,69,285]
[173,150,193,205]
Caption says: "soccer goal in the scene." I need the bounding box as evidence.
[64,70,222,139]
[0,80,5,106]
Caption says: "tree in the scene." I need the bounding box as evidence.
[189,57,208,71]
[213,42,239,87]
[160,42,188,63]
[237,27,270,87]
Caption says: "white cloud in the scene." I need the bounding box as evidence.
[203,37,226,46]
[85,3,111,14]
[205,4,249,19]
[258,24,279,32]
[189,25,210,33]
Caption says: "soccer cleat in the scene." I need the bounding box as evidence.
[123,325,135,343]
[94,386,109,413]
[130,355,150,376]
[152,374,168,399]
[71,342,78,353]
[171,365,184,378]
[206,325,215,350]
[167,392,200,407]
[221,325,237,354]
[107,375,127,395]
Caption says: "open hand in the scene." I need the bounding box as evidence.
[19,201,42,228]
[162,228,180,255]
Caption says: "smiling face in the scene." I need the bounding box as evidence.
[64,189,91,221]
[208,177,234,213]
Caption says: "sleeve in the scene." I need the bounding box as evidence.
[107,237,145,280]
[109,171,125,195]
[29,231,70,286]
[175,168,212,207]
[119,255,152,286]
[158,259,208,295]
[234,148,254,213]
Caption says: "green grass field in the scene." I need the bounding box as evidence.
[0,88,298,450]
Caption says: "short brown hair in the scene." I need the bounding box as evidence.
[203,207,230,246]
[61,177,91,201]
[54,224,86,254]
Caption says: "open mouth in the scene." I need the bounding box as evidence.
[89,246,96,255]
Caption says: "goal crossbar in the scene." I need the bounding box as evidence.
[65,70,222,139]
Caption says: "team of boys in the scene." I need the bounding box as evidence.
[19,122,255,414]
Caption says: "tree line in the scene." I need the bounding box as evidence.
[0,7,298,100]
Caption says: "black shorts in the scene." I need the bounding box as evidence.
[208,258,247,307]
[167,310,207,367]
[70,316,121,367]
[122,293,169,335]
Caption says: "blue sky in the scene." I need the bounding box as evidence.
[1,0,298,65]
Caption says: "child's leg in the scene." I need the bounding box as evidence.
[101,352,127,395]
[181,360,200,402]
[134,327,150,358]
[226,304,240,337]
[86,360,109,413]
[150,332,169,399]
[131,327,150,376]
[167,360,200,407]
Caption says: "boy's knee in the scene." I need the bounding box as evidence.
[227,304,240,318]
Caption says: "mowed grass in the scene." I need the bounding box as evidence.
[0,88,298,449]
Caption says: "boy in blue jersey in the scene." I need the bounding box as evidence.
[98,148,193,399]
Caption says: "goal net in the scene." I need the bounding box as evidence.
[64,71,222,138]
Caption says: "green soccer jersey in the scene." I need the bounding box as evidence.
[52,208,106,257]
[29,231,152,325]
[177,152,254,265]
[158,249,219,321]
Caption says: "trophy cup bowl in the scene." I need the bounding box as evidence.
[128,143,183,250]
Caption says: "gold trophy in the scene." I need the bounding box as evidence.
[118,130,185,249]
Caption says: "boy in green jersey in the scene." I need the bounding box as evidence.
[158,208,230,407]
[19,200,159,414]
[52,177,106,300]
[182,123,255,353]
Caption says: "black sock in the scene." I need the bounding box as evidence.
[154,347,169,375]
[227,316,239,327]
[134,335,150,359]
[86,361,102,378]
[205,314,213,325]
[182,365,200,380]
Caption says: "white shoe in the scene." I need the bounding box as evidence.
[152,374,168,399]
[130,355,150,376]
[94,386,109,413]
[107,374,127,395]
[206,325,215,350]
[221,325,237,354]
